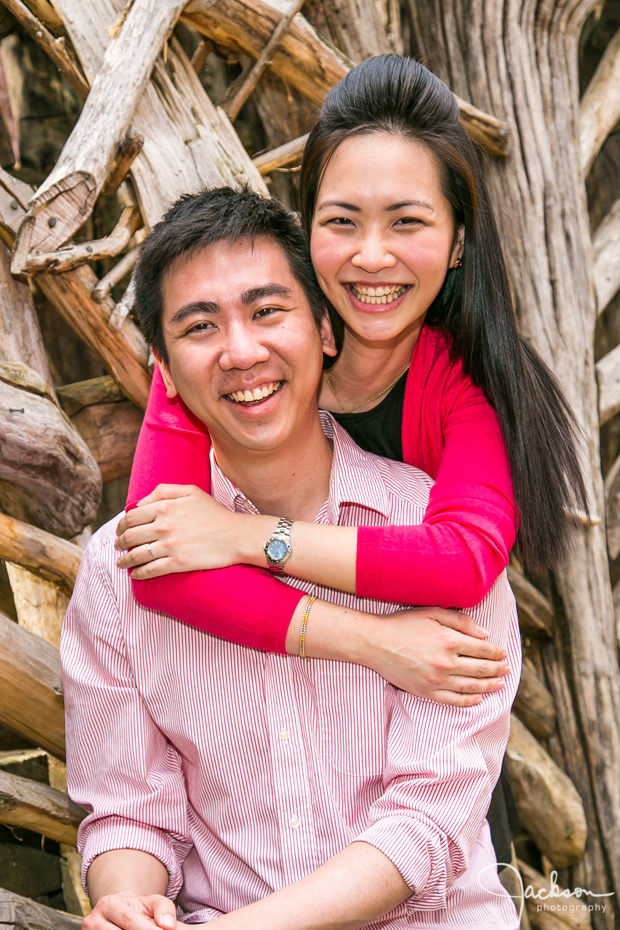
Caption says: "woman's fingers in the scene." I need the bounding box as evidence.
[137,484,199,505]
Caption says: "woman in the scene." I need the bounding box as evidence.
[117,55,586,864]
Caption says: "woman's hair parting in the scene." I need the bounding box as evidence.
[299,55,588,572]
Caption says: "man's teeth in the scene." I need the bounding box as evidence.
[350,284,408,305]
[228,381,281,403]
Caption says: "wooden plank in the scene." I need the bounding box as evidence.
[0,610,65,760]
[0,887,81,930]
[0,769,85,845]
[507,566,555,637]
[0,514,81,594]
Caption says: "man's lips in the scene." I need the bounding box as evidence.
[225,380,283,405]
[345,283,410,305]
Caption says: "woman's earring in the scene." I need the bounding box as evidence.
[452,257,463,269]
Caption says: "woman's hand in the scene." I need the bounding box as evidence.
[359,607,510,704]
[115,484,260,579]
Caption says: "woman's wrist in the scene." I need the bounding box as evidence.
[235,514,281,567]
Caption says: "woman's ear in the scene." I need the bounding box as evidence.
[320,311,338,358]
[450,225,465,266]
[152,351,179,399]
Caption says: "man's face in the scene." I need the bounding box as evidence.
[157,236,335,458]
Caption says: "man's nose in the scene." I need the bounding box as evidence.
[218,322,271,371]
[350,231,397,272]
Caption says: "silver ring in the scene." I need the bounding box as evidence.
[145,542,156,561]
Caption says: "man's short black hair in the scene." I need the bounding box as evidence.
[134,185,326,364]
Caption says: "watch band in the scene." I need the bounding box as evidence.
[264,517,294,573]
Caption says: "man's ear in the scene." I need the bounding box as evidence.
[320,311,338,358]
[152,350,179,399]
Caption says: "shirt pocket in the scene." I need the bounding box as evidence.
[314,664,388,777]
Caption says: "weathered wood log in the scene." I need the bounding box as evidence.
[21,204,142,275]
[592,198,620,317]
[518,860,594,930]
[220,0,307,122]
[252,133,308,175]
[46,756,90,916]
[0,169,151,408]
[514,660,557,740]
[70,396,142,483]
[507,566,555,637]
[505,715,587,868]
[56,374,125,413]
[182,0,510,156]
[0,769,85,845]
[0,887,81,930]
[0,609,64,759]
[0,513,81,594]
[4,564,68,649]
[31,1,268,239]
[595,343,620,426]
[0,363,101,536]
[91,245,138,303]
[604,450,620,560]
[11,0,186,263]
[579,27,620,177]
[0,0,89,100]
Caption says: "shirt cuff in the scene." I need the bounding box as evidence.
[355,816,451,911]
[79,815,184,898]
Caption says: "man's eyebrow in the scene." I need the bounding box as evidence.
[241,284,293,305]
[170,300,219,326]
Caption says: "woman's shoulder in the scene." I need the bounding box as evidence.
[412,325,467,388]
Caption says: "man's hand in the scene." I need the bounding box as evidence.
[358,606,509,704]
[83,894,177,930]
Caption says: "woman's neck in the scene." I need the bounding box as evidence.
[319,327,420,414]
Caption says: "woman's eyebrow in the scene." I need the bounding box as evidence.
[315,200,360,213]
[387,199,435,213]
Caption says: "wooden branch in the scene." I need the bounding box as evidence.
[20,0,62,33]
[70,396,143,483]
[91,246,138,303]
[514,660,557,740]
[190,38,211,74]
[22,204,142,275]
[0,769,85,845]
[0,513,81,594]
[0,886,81,930]
[0,172,151,408]
[454,95,511,158]
[0,362,101,536]
[604,450,620,560]
[0,0,88,100]
[0,609,65,759]
[182,0,510,156]
[596,343,620,426]
[56,374,125,415]
[101,128,144,197]
[507,566,555,637]
[579,26,620,177]
[221,0,307,122]
[505,715,587,867]
[11,0,187,265]
[593,198,620,317]
[518,860,594,930]
[252,133,308,175]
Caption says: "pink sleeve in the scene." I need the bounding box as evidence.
[127,367,304,653]
[356,335,517,608]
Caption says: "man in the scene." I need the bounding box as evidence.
[61,187,520,929]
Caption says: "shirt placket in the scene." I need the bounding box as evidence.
[264,654,319,886]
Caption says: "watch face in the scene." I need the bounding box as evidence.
[267,539,289,562]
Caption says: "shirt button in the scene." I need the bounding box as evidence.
[279,728,290,742]
[289,815,301,829]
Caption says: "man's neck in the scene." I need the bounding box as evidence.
[212,414,333,521]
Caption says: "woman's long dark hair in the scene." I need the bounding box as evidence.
[299,54,588,572]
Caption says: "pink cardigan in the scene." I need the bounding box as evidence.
[127,327,517,652]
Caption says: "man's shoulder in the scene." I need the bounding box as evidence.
[75,513,128,593]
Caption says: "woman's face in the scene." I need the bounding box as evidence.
[310,132,463,347]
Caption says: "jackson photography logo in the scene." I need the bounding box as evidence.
[478,863,615,921]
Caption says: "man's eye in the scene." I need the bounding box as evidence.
[254,306,281,319]
[187,321,214,334]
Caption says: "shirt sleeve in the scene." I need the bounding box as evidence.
[355,578,520,908]
[127,366,304,653]
[61,538,193,897]
[356,341,517,607]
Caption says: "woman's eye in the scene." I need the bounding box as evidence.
[326,216,354,227]
[395,216,424,227]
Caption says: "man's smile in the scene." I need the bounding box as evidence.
[225,380,284,405]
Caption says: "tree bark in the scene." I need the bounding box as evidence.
[0,887,81,930]
[0,769,85,845]
[406,0,620,918]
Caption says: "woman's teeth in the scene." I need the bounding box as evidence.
[228,381,281,404]
[349,284,408,305]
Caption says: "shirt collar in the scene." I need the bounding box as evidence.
[209,411,391,522]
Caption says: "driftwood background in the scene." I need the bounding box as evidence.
[0,1,618,928]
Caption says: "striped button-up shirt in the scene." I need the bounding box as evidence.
[62,414,520,929]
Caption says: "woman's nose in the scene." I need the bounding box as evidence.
[350,232,397,272]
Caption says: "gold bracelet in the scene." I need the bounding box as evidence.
[299,595,316,661]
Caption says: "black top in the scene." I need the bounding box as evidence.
[329,370,520,866]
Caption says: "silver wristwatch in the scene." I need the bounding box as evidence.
[264,517,294,573]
